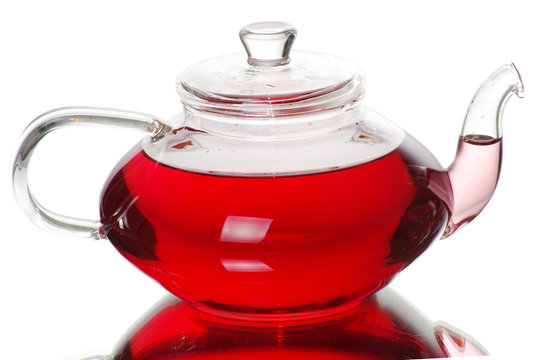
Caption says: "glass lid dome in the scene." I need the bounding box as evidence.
[176,21,365,117]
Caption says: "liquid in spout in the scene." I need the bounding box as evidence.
[444,63,523,237]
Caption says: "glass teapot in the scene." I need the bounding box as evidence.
[12,22,523,318]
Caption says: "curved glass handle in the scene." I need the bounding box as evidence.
[12,107,170,240]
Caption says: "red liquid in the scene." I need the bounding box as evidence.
[100,134,452,315]
[111,290,450,360]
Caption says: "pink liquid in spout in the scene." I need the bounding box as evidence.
[445,135,502,236]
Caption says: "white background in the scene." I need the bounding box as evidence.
[1,1,555,359]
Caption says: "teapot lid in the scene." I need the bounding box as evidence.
[177,22,365,118]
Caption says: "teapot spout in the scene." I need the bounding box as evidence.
[444,63,523,237]
[460,63,523,140]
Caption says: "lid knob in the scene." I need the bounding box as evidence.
[239,22,297,66]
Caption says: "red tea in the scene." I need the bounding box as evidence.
[100,134,452,315]
[111,291,451,360]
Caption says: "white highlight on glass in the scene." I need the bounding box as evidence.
[220,259,274,272]
[220,216,273,243]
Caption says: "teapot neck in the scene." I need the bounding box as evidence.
[182,104,365,139]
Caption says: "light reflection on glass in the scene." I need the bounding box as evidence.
[434,323,488,357]
[75,288,488,359]
[221,259,274,272]
[220,215,273,243]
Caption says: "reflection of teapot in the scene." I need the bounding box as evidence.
[72,289,487,359]
[13,22,523,317]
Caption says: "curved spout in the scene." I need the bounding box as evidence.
[460,63,524,140]
[444,63,523,237]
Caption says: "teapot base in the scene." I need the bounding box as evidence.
[105,289,485,359]
[191,293,374,322]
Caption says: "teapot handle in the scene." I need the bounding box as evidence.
[12,107,169,240]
